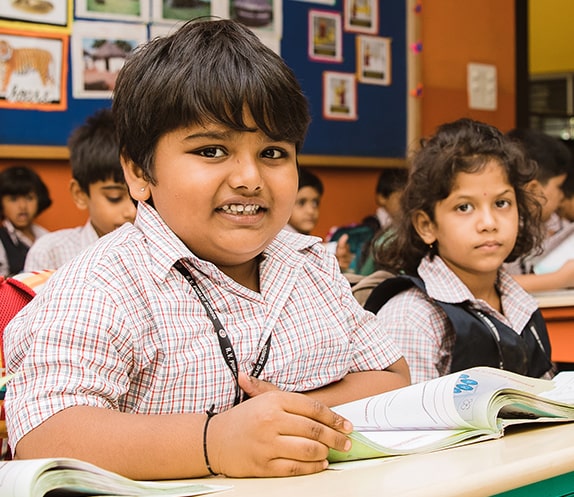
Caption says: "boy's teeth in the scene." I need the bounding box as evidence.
[221,204,260,214]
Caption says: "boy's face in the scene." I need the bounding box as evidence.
[75,180,136,237]
[376,190,403,220]
[288,186,321,235]
[125,113,298,273]
[558,195,574,223]
[531,174,567,222]
[1,192,38,231]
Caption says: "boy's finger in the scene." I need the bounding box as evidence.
[280,392,353,434]
[238,372,279,398]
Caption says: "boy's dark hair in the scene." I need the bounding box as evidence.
[0,166,52,216]
[68,108,124,194]
[375,118,544,275]
[562,173,574,198]
[375,168,409,198]
[298,168,323,196]
[113,19,311,183]
[506,128,571,184]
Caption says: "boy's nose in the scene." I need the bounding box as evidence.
[230,157,263,191]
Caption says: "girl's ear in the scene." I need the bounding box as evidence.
[412,210,437,245]
[69,179,89,210]
[121,157,151,202]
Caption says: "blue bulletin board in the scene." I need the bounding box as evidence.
[0,0,407,160]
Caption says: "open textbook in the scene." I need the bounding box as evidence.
[329,366,574,463]
[0,457,230,497]
[532,222,574,274]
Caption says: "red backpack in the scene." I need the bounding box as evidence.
[0,270,54,459]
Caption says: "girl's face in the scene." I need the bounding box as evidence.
[288,185,321,235]
[1,192,39,231]
[414,160,519,287]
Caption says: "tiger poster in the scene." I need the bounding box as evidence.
[0,28,67,111]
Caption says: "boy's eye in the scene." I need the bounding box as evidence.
[106,197,124,204]
[197,147,226,158]
[261,148,287,160]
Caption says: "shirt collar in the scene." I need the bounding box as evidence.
[134,202,322,282]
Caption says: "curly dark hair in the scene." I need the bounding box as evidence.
[374,118,544,276]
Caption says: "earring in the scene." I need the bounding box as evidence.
[428,243,434,250]
[140,187,145,192]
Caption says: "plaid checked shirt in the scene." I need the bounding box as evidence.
[24,220,100,272]
[5,202,402,450]
[376,255,540,384]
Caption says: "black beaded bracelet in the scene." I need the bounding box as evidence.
[203,405,218,476]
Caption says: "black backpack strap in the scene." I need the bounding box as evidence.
[363,275,426,314]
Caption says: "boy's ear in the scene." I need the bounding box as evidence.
[412,210,437,245]
[525,179,543,195]
[121,157,151,202]
[69,179,89,210]
[376,192,387,208]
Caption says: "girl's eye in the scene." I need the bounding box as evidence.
[197,147,226,158]
[456,203,473,213]
[495,199,511,208]
[261,148,287,160]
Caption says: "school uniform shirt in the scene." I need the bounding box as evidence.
[4,201,402,451]
[504,217,574,275]
[24,220,99,272]
[0,220,48,277]
[376,255,540,384]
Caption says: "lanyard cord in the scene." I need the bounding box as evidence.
[174,260,271,406]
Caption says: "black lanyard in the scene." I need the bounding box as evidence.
[174,260,271,406]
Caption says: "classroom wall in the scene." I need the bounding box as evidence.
[0,1,519,239]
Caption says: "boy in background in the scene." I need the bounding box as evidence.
[362,167,409,235]
[286,167,354,272]
[557,162,574,226]
[24,108,136,271]
[505,128,574,291]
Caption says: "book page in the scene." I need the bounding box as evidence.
[539,371,574,404]
[0,458,230,497]
[533,225,574,274]
[332,367,555,432]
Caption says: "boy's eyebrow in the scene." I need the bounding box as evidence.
[183,129,236,141]
[100,185,129,192]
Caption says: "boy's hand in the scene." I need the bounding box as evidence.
[238,371,280,397]
[206,388,353,477]
[556,260,574,288]
[335,234,354,272]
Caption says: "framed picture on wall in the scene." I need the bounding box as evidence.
[0,0,72,31]
[343,0,378,34]
[323,71,357,120]
[71,21,147,99]
[0,28,68,110]
[151,0,212,24]
[75,0,149,22]
[308,9,342,63]
[356,35,391,85]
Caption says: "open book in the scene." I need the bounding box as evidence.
[328,367,574,463]
[532,222,574,274]
[0,457,230,497]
